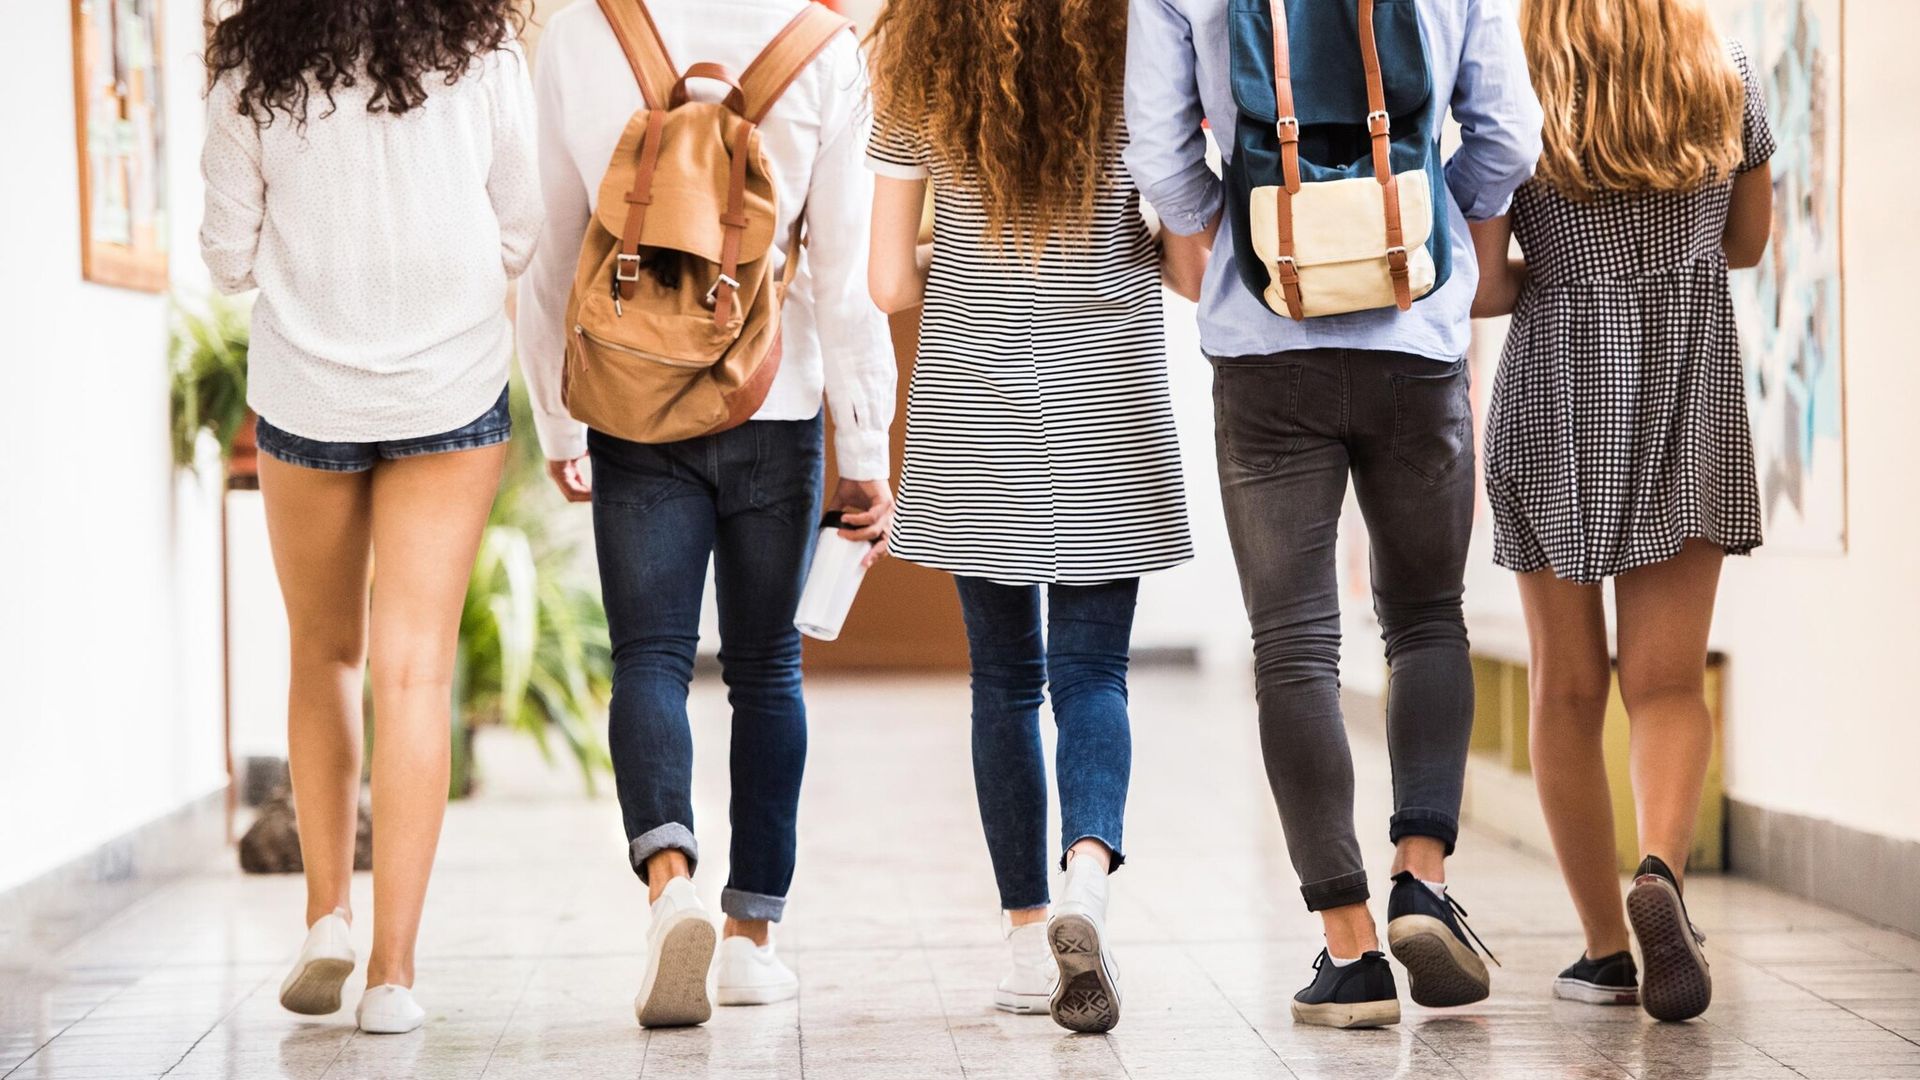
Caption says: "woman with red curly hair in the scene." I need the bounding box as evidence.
[866,0,1193,1035]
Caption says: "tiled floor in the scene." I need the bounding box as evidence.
[4,671,1918,1079]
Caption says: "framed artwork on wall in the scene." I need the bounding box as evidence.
[1712,0,1848,554]
[71,0,170,293]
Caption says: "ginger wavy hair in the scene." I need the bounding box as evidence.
[1522,0,1744,199]
[866,0,1125,254]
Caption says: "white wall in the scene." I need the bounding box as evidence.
[1461,4,1920,847]
[0,0,228,891]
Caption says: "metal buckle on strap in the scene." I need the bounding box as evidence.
[615,253,644,283]
[1385,245,1410,272]
[1274,255,1300,282]
[1366,109,1391,137]
[1275,116,1300,143]
[704,273,742,307]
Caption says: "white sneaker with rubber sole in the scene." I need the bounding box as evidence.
[714,935,799,1006]
[634,877,718,1028]
[279,909,355,1016]
[1048,855,1122,1033]
[993,919,1056,1014]
[355,984,426,1034]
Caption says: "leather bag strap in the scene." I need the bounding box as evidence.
[1267,0,1305,320]
[597,0,680,114]
[711,116,756,327]
[671,62,748,114]
[615,108,668,303]
[738,5,852,125]
[1357,0,1413,311]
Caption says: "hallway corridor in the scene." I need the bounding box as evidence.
[3,671,1917,1080]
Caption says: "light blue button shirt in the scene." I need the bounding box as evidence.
[1125,0,1543,362]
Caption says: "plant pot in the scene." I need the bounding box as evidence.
[227,411,260,487]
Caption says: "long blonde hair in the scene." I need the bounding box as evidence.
[865,0,1124,255]
[1522,0,1744,198]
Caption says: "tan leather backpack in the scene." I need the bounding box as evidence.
[561,0,850,443]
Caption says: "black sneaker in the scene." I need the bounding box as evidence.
[1385,871,1497,1007]
[1553,950,1640,1005]
[1627,854,1712,1021]
[1291,949,1401,1028]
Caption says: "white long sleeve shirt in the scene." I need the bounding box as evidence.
[517,0,895,479]
[200,45,543,442]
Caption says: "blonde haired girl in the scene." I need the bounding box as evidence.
[1473,0,1776,1023]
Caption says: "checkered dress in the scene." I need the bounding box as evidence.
[1485,42,1777,583]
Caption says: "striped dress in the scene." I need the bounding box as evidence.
[865,111,1191,585]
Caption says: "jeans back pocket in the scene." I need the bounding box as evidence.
[1389,359,1470,484]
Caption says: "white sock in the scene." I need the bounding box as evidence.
[1327,952,1361,967]
[1422,878,1448,900]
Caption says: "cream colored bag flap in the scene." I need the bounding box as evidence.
[1249,171,1437,318]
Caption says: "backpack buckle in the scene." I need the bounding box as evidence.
[1366,110,1391,137]
[1385,245,1409,272]
[705,273,742,307]
[1274,255,1299,283]
[615,253,643,283]
[1275,116,1300,144]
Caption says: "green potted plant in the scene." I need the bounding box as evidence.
[169,294,259,481]
[448,381,615,797]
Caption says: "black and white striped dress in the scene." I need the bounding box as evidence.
[866,111,1191,586]
[1484,42,1776,584]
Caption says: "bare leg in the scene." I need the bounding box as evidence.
[1516,569,1628,958]
[259,455,373,929]
[1390,836,1447,883]
[1614,541,1724,884]
[362,445,507,988]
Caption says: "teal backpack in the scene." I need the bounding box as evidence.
[1225,0,1450,320]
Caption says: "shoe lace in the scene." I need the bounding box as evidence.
[1444,893,1502,968]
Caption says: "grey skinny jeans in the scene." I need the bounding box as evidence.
[1211,347,1476,912]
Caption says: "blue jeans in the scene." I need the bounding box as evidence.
[955,576,1139,911]
[588,415,824,922]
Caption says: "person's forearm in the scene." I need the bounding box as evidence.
[1160,209,1219,303]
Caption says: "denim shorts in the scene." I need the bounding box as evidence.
[256,385,512,473]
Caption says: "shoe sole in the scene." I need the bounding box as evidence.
[1387,914,1490,1008]
[1628,875,1711,1022]
[279,955,354,1016]
[635,913,717,1028]
[1553,976,1640,1005]
[1048,914,1120,1033]
[992,989,1052,1015]
[715,980,799,1007]
[1289,997,1402,1029]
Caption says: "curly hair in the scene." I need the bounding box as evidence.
[1523,0,1744,198]
[205,0,524,127]
[866,0,1126,256]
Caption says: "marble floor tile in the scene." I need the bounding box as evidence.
[2,672,1917,1079]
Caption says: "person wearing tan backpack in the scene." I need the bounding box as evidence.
[516,0,896,1028]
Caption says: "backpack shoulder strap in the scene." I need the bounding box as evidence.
[597,0,680,113]
[738,5,853,125]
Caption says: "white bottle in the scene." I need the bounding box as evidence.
[794,511,874,642]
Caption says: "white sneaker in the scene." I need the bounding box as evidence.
[1048,855,1121,1033]
[993,919,1057,1014]
[714,935,799,1006]
[355,984,426,1035]
[278,909,355,1016]
[634,877,718,1028]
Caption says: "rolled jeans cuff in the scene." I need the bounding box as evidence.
[1300,869,1371,913]
[1389,809,1460,856]
[629,823,699,882]
[721,887,789,922]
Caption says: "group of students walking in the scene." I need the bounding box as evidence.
[199,0,1774,1040]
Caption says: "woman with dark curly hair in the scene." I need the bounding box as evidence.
[199,0,541,1035]
[866,0,1192,1035]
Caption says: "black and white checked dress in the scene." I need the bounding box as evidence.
[865,110,1191,586]
[1485,42,1777,584]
